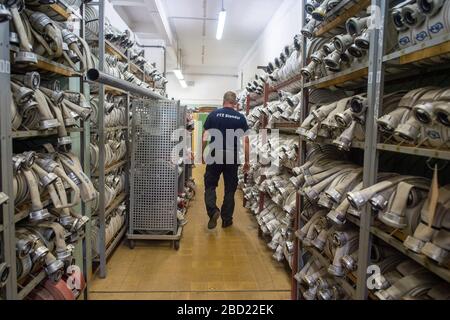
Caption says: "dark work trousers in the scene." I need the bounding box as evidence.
[204,163,239,222]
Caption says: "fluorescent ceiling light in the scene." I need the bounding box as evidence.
[173,69,184,80]
[216,10,227,40]
[180,79,188,88]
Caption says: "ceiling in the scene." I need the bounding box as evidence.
[110,0,283,75]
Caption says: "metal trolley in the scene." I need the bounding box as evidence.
[127,99,186,250]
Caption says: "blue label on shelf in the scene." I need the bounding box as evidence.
[429,22,444,34]
[399,36,411,46]
[416,31,428,42]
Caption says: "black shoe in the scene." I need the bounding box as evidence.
[222,220,233,228]
[208,210,220,229]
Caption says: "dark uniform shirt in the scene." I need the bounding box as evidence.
[204,107,249,164]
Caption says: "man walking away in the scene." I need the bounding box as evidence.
[202,91,249,229]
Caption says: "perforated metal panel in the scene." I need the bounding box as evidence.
[129,99,183,234]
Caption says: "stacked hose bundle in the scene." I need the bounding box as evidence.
[289,145,431,227]
[257,199,295,262]
[85,4,167,91]
[10,71,92,144]
[25,1,83,22]
[371,257,450,299]
[89,94,128,128]
[245,35,303,95]
[295,256,348,300]
[27,269,86,300]
[301,5,401,86]
[257,134,299,172]
[91,203,126,257]
[260,173,297,214]
[265,36,303,93]
[404,185,450,267]
[299,92,407,150]
[89,52,125,94]
[91,171,126,213]
[297,206,360,276]
[128,44,168,88]
[392,0,450,56]
[240,133,299,262]
[12,147,95,286]
[296,243,450,299]
[377,87,450,148]
[246,104,264,130]
[305,151,450,270]
[7,1,92,74]
[85,4,131,45]
[246,88,345,131]
[265,93,303,127]
[238,160,261,214]
[89,133,127,173]
[293,146,450,298]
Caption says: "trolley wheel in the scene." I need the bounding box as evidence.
[173,240,180,250]
[128,240,135,250]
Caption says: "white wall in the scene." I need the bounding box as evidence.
[238,0,303,88]
[166,74,238,107]
[105,0,130,33]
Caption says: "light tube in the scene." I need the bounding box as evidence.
[216,10,227,40]
[173,69,184,80]
[180,79,188,88]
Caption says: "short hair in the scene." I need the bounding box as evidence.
[223,91,237,105]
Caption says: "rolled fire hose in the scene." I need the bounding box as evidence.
[11,99,23,130]
[37,222,72,264]
[9,1,33,52]
[420,207,450,264]
[15,154,51,222]
[36,278,75,300]
[376,272,439,300]
[347,175,430,210]
[8,4,90,72]
[58,152,97,202]
[328,229,359,276]
[404,185,450,255]
[377,181,428,230]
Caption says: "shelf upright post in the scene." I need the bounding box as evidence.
[245,95,250,116]
[125,52,131,238]
[0,16,17,300]
[263,82,270,129]
[242,94,251,208]
[80,2,92,296]
[293,0,308,300]
[355,0,387,300]
[96,0,107,278]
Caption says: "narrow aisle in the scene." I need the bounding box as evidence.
[90,165,291,300]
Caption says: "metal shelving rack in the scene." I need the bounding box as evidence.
[1,0,167,298]
[0,2,91,300]
[243,0,450,300]
[0,14,16,300]
[243,65,305,299]
[292,0,450,300]
[87,1,131,279]
[83,1,167,279]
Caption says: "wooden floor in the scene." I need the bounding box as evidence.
[89,165,291,300]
